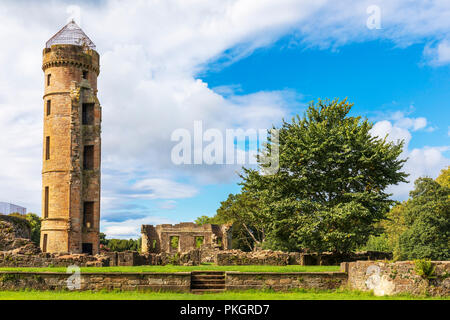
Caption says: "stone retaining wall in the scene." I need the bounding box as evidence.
[0,249,202,268]
[0,252,109,268]
[1,261,448,296]
[0,271,191,292]
[216,250,290,266]
[346,260,450,296]
[225,272,347,291]
[213,250,392,266]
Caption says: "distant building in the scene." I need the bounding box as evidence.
[0,202,27,215]
[141,222,232,254]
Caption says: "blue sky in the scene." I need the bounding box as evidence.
[0,1,448,238]
[162,38,450,224]
[203,39,450,151]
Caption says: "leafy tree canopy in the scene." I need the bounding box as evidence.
[241,98,408,253]
[399,177,450,260]
[99,233,141,252]
[436,166,450,189]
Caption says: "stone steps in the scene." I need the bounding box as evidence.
[191,271,225,293]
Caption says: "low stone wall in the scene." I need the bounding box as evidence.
[216,250,290,266]
[225,271,347,291]
[302,251,393,266]
[1,261,448,295]
[212,250,392,266]
[0,249,202,268]
[0,252,109,268]
[0,271,191,292]
[346,260,450,296]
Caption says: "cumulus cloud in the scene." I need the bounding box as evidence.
[424,40,450,66]
[102,215,175,239]
[132,179,198,200]
[0,0,449,237]
[370,117,449,200]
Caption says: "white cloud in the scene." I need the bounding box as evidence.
[132,179,198,200]
[370,118,450,200]
[102,216,175,239]
[371,120,412,146]
[424,40,450,66]
[0,0,449,236]
[158,200,177,210]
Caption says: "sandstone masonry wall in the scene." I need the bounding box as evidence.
[0,249,201,268]
[41,44,102,255]
[214,250,392,266]
[225,271,347,291]
[346,260,450,296]
[0,215,35,252]
[0,252,109,268]
[0,271,191,292]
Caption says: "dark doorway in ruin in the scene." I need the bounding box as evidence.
[82,243,93,255]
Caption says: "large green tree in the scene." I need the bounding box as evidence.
[241,98,408,253]
[436,166,450,189]
[398,177,449,260]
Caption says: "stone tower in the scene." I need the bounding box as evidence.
[40,21,101,255]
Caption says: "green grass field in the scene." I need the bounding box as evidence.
[0,265,341,273]
[0,289,446,300]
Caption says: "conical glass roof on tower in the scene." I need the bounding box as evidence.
[46,20,96,50]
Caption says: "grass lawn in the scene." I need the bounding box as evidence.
[0,264,341,273]
[0,289,446,300]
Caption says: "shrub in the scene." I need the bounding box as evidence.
[414,259,436,280]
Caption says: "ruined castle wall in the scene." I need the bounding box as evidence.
[0,271,191,292]
[0,215,32,251]
[141,225,159,254]
[41,45,101,255]
[141,223,231,254]
[216,250,291,266]
[346,260,450,296]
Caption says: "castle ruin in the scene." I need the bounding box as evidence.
[40,21,102,255]
[141,223,232,254]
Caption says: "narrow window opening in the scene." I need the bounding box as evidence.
[42,234,48,253]
[44,187,49,219]
[83,145,94,170]
[195,236,204,248]
[82,70,88,79]
[170,236,179,250]
[45,136,50,160]
[46,100,51,116]
[47,74,51,86]
[83,201,94,228]
[82,103,94,125]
